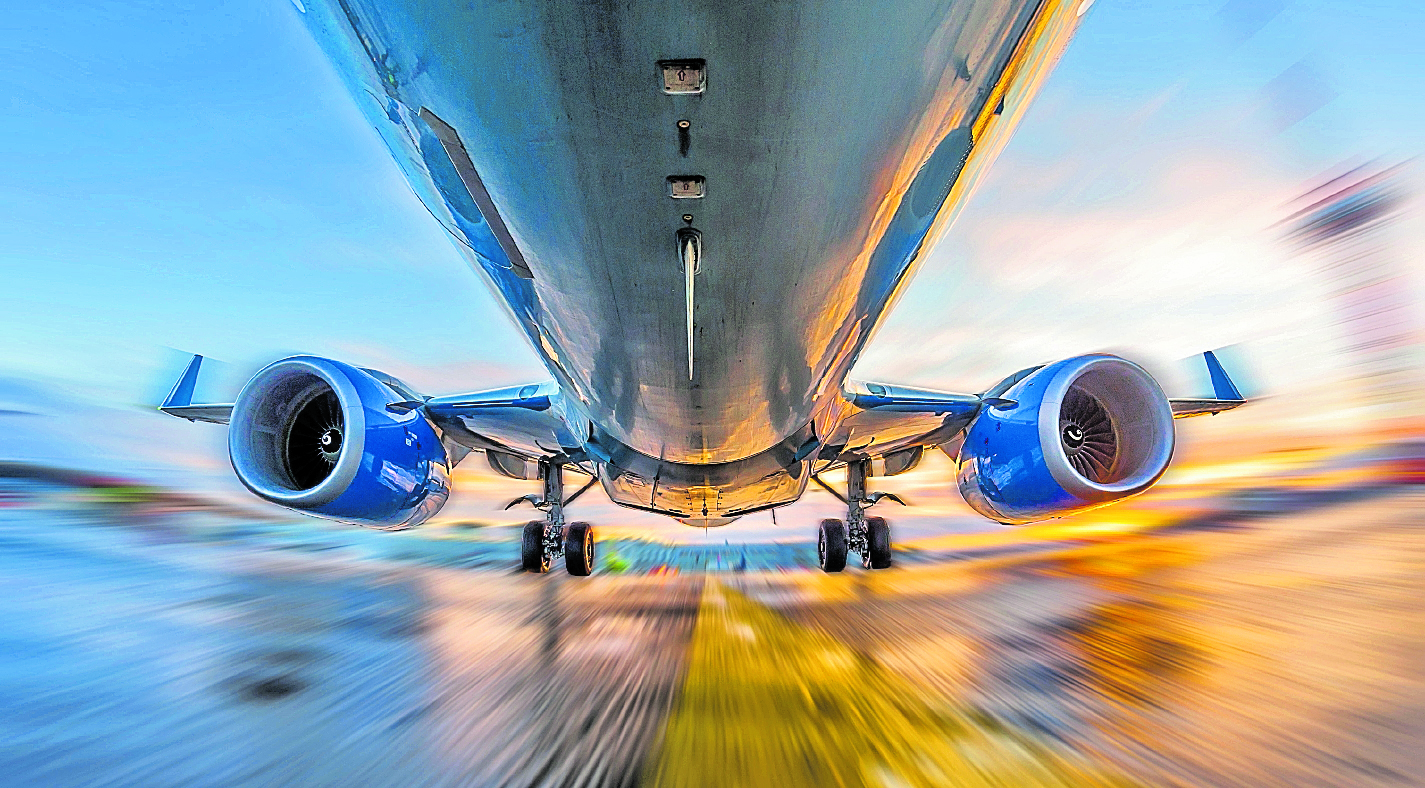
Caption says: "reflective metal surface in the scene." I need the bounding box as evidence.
[296,0,1084,475]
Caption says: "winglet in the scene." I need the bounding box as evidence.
[1203,351,1242,401]
[158,354,234,424]
[162,354,204,409]
[1169,350,1247,419]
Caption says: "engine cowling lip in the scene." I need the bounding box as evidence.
[1034,355,1173,501]
[228,356,368,509]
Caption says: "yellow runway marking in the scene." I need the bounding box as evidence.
[645,581,1131,788]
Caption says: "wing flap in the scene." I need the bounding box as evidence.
[1168,398,1246,418]
[158,404,234,424]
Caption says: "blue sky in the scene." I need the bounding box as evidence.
[1,0,537,404]
[861,0,1424,394]
[1,0,1421,535]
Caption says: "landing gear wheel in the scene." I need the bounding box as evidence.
[564,522,595,576]
[521,521,550,573]
[818,518,847,573]
[865,516,892,569]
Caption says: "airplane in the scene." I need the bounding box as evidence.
[160,0,1246,576]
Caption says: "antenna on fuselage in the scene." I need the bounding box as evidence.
[677,226,702,380]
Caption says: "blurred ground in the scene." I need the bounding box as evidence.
[0,442,1421,787]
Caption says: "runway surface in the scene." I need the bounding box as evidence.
[0,487,1421,787]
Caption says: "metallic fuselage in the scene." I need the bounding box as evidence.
[297,0,1081,521]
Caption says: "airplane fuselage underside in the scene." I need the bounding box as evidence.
[295,0,1083,520]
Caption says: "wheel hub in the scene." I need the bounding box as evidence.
[847,510,869,559]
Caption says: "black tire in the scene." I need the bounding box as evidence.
[866,516,892,569]
[521,521,548,572]
[818,519,847,573]
[564,522,595,576]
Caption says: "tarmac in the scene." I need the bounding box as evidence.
[0,485,1420,787]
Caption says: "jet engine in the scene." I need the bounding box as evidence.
[227,356,451,529]
[956,354,1174,524]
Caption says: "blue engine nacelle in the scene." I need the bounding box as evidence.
[227,356,451,529]
[956,354,1175,524]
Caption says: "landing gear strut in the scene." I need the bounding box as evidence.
[515,459,597,575]
[816,458,897,573]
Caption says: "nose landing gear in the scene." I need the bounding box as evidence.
[513,459,598,576]
[814,458,900,573]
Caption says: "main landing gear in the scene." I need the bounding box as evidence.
[513,459,597,576]
[815,458,899,573]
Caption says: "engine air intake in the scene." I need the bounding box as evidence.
[1059,386,1114,482]
[286,386,344,490]
[955,354,1175,524]
[228,356,450,529]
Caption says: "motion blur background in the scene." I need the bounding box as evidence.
[2,0,1422,786]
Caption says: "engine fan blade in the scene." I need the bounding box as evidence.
[285,389,343,489]
[1060,387,1118,483]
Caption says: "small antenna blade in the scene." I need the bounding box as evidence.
[678,229,701,380]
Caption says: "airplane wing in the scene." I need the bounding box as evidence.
[1169,398,1247,418]
[158,355,233,424]
[158,354,573,474]
[1168,351,1247,418]
[822,350,1248,474]
[816,381,991,475]
[422,382,578,462]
